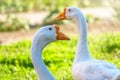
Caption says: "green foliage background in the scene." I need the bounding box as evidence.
[0,33,120,80]
[0,0,120,31]
[0,0,109,13]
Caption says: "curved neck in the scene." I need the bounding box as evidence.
[73,11,91,63]
[31,37,55,80]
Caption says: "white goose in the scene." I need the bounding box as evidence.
[57,6,120,80]
[31,25,69,80]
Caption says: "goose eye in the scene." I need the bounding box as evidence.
[49,28,52,30]
[68,9,71,12]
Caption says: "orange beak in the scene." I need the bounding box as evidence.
[56,8,66,20]
[54,25,70,40]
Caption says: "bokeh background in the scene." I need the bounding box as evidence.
[0,0,120,80]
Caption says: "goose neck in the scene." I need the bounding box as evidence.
[75,14,88,43]
[73,12,91,63]
[31,39,55,80]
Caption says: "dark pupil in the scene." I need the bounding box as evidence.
[68,9,71,11]
[49,28,52,30]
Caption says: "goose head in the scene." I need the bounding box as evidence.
[56,6,80,20]
[31,25,69,80]
[33,25,70,44]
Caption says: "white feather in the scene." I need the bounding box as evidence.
[65,6,120,80]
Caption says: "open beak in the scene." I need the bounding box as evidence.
[54,25,70,40]
[56,8,66,20]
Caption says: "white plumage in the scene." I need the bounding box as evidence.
[31,25,69,80]
[57,6,120,80]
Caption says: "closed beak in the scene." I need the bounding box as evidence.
[54,25,70,40]
[56,8,66,20]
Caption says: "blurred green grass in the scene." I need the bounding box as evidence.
[0,0,120,32]
[0,0,109,13]
[0,33,120,80]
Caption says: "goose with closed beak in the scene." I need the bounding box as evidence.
[31,25,69,80]
[56,6,120,80]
